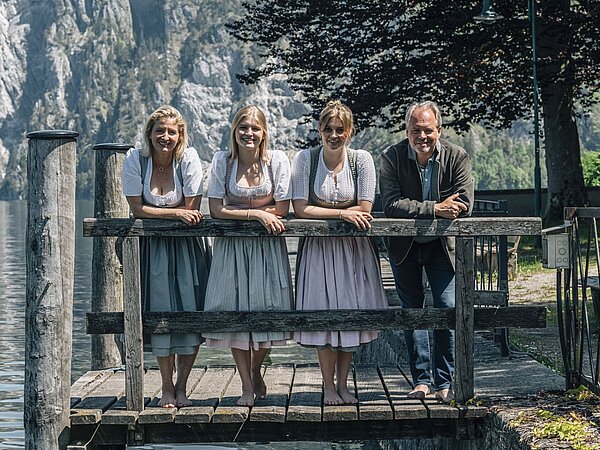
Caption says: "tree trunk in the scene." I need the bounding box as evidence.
[538,0,588,221]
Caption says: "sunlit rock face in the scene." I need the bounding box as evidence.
[0,0,309,199]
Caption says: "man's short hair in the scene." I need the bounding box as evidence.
[405,101,442,129]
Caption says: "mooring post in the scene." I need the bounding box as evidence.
[455,237,475,404]
[91,143,133,370]
[25,130,78,450]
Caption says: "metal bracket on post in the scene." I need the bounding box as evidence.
[128,424,145,447]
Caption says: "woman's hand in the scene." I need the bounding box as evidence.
[175,208,203,225]
[339,209,372,230]
[250,210,286,235]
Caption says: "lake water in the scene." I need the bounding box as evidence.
[0,200,367,450]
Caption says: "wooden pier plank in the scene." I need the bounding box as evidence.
[250,364,294,423]
[212,367,249,423]
[287,364,322,422]
[175,366,235,424]
[355,365,393,420]
[423,396,460,419]
[70,369,115,408]
[378,365,427,420]
[101,369,162,425]
[70,370,125,425]
[138,367,206,424]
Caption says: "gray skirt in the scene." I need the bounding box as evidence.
[203,236,293,350]
[140,236,211,357]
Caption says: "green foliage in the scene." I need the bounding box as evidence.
[532,409,598,450]
[582,151,600,187]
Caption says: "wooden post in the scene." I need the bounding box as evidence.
[91,143,132,369]
[25,130,78,450]
[122,237,144,411]
[454,237,475,404]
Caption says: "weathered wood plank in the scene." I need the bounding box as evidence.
[122,237,144,412]
[212,367,249,423]
[287,364,322,422]
[139,368,206,424]
[175,366,235,424]
[70,370,115,408]
[70,371,125,424]
[423,396,460,419]
[379,366,428,420]
[455,238,475,404]
[250,365,294,423]
[355,365,393,420]
[83,217,541,238]
[86,305,546,335]
[101,369,162,425]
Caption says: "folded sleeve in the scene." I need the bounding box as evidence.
[207,152,227,199]
[180,147,204,197]
[121,148,143,197]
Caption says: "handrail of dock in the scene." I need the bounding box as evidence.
[83,216,544,412]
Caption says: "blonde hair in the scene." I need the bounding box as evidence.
[143,105,188,161]
[229,105,269,162]
[318,100,355,140]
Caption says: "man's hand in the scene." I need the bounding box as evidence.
[434,193,467,219]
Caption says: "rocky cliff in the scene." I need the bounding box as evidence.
[0,0,310,198]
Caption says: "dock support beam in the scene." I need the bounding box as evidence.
[455,237,475,404]
[25,130,78,450]
[91,143,132,370]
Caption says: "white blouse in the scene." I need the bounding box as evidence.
[121,147,204,207]
[207,150,292,202]
[291,148,376,204]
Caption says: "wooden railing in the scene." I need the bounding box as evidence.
[83,216,544,410]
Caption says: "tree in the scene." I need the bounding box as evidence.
[228,0,600,220]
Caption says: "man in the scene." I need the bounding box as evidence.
[379,101,474,403]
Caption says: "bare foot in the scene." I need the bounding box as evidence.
[175,388,192,407]
[407,384,430,400]
[435,388,454,403]
[337,388,358,404]
[252,371,267,399]
[237,391,255,407]
[158,389,176,408]
[323,387,344,405]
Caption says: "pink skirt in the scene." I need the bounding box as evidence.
[294,237,387,349]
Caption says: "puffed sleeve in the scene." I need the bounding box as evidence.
[207,152,228,199]
[180,148,204,197]
[271,151,292,201]
[121,148,143,196]
[291,150,311,201]
[356,150,376,203]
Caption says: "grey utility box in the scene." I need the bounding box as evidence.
[542,233,570,269]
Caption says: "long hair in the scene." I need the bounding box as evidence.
[318,100,355,141]
[229,105,269,162]
[143,105,188,161]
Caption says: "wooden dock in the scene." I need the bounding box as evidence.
[69,363,488,448]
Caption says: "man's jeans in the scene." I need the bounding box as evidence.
[390,239,455,390]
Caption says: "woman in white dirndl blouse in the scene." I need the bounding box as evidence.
[203,105,293,407]
[292,100,387,405]
[121,105,211,408]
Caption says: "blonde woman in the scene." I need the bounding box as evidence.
[292,100,387,405]
[203,105,293,407]
[121,105,211,408]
